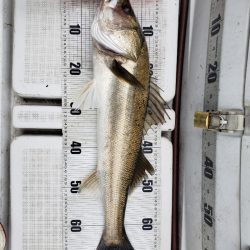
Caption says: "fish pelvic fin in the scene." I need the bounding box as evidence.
[129,149,155,192]
[79,170,101,198]
[72,80,97,110]
[97,232,134,250]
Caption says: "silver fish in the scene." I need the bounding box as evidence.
[75,0,167,249]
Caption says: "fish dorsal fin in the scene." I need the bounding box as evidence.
[72,80,97,110]
[143,80,168,135]
[79,170,101,198]
[130,149,155,191]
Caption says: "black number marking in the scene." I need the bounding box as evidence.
[209,61,218,72]
[143,25,154,37]
[208,61,218,84]
[71,148,81,154]
[70,24,81,35]
[70,62,81,75]
[204,156,213,179]
[211,14,221,36]
[71,181,82,193]
[149,63,154,76]
[70,102,81,115]
[71,220,82,232]
[142,141,153,154]
[204,203,213,227]
[142,179,153,193]
[70,141,82,154]
[142,218,153,230]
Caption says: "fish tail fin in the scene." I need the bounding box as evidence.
[97,232,134,250]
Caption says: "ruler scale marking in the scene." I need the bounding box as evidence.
[202,1,225,249]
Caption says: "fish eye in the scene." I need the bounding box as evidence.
[122,4,132,14]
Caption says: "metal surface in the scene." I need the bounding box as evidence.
[241,136,250,250]
[201,1,225,249]
[0,0,13,248]
[241,24,250,249]
[194,111,244,132]
[194,112,210,129]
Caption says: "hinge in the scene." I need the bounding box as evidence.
[194,110,244,133]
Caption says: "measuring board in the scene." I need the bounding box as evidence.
[202,0,225,249]
[61,0,171,249]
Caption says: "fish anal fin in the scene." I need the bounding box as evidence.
[80,170,100,198]
[72,80,97,110]
[130,150,155,192]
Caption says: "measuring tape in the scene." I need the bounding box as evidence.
[61,1,170,249]
[201,0,225,249]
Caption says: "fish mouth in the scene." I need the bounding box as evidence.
[106,0,119,9]
[101,0,120,9]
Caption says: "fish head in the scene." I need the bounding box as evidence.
[92,0,144,61]
[100,0,139,29]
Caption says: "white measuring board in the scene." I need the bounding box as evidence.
[10,135,172,250]
[13,105,62,129]
[10,0,178,249]
[61,1,176,249]
[12,0,178,100]
[11,136,63,250]
[13,0,61,98]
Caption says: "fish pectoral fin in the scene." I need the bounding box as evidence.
[109,59,144,89]
[130,150,155,192]
[143,79,170,135]
[79,170,101,198]
[72,80,97,110]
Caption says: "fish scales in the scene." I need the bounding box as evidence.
[95,43,150,245]
[74,1,167,249]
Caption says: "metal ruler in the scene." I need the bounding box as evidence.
[202,0,225,249]
[61,1,170,249]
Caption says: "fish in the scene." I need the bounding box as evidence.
[74,0,168,249]
[0,223,6,250]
